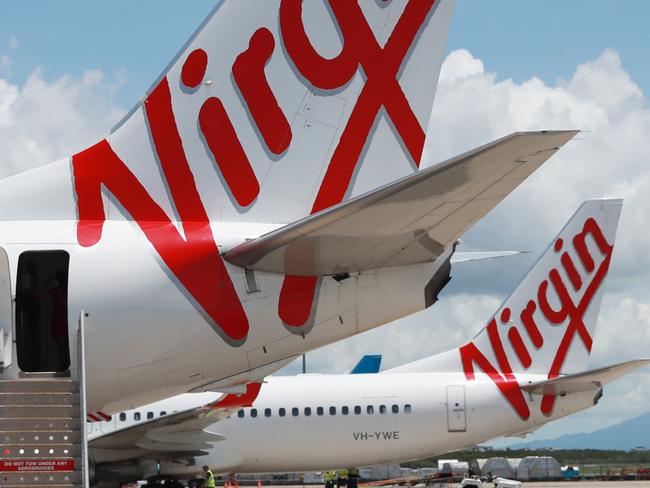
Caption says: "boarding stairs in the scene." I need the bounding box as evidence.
[0,313,90,488]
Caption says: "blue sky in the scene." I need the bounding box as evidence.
[0,1,648,110]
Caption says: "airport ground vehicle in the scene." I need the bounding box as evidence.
[460,478,521,488]
[86,199,648,484]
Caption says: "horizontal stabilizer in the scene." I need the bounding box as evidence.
[521,359,650,395]
[224,131,577,276]
[451,250,527,263]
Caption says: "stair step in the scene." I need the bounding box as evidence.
[0,380,78,394]
[1,444,81,457]
[0,405,80,419]
[0,431,81,444]
[0,393,80,406]
[0,419,80,431]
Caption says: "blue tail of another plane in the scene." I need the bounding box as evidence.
[351,355,382,374]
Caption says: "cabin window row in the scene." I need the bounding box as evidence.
[237,404,412,419]
[118,411,167,422]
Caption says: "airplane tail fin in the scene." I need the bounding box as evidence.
[389,198,623,377]
[72,0,457,229]
[350,355,382,374]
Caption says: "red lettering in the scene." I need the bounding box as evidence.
[460,319,530,419]
[199,97,260,207]
[461,218,614,418]
[72,78,249,343]
[181,49,208,89]
[520,300,544,349]
[508,327,532,369]
[233,28,292,155]
[540,247,611,415]
[277,0,436,326]
[279,275,319,327]
[573,217,613,272]
[561,252,583,290]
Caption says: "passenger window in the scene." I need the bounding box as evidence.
[392,404,399,414]
[119,413,126,422]
[134,412,141,421]
[317,407,324,416]
[237,410,245,418]
[264,408,272,418]
[354,406,361,415]
[305,407,312,416]
[251,409,258,418]
[292,407,299,417]
[404,404,412,413]
[147,411,154,420]
[367,406,374,415]
[279,408,286,417]
[342,406,349,415]
[379,405,386,414]
[160,411,167,416]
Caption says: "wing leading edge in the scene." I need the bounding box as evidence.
[224,130,578,276]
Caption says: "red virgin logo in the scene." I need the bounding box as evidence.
[71,1,437,343]
[459,218,614,420]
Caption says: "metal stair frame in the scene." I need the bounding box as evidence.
[0,311,90,488]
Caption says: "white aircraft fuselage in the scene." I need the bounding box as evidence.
[0,193,449,413]
[85,199,643,484]
[89,372,598,476]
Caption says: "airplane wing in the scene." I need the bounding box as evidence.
[520,359,650,396]
[224,130,578,276]
[89,384,261,459]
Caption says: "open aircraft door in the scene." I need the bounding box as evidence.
[0,248,12,368]
[446,385,466,432]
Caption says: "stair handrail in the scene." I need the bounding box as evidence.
[78,311,90,488]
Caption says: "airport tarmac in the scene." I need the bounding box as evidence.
[410,483,650,488]
[258,483,650,488]
[425,483,650,488]
[517,482,650,488]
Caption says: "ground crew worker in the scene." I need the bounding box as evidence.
[337,468,349,488]
[324,470,335,488]
[347,468,359,488]
[202,465,216,488]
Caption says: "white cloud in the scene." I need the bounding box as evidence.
[0,68,126,175]
[7,37,17,51]
[284,48,650,442]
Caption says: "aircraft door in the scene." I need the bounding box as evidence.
[446,385,466,432]
[15,250,70,373]
[0,248,12,368]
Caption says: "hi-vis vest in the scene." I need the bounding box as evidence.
[206,469,216,488]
